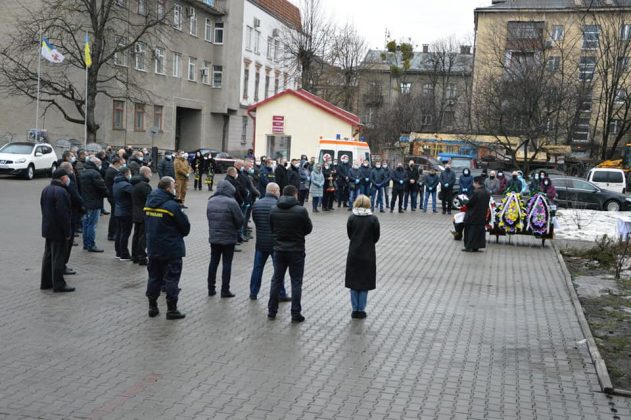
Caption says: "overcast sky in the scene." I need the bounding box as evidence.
[295,0,492,50]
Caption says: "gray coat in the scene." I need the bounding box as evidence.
[206,181,244,245]
[310,169,325,197]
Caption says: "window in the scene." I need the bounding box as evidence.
[173,4,182,30]
[274,39,280,62]
[583,25,599,49]
[265,72,270,98]
[134,42,146,71]
[205,18,212,42]
[243,67,249,99]
[212,65,223,88]
[443,111,455,126]
[551,25,564,41]
[154,47,165,74]
[173,52,182,77]
[423,83,434,96]
[274,74,279,94]
[579,56,596,81]
[610,119,622,135]
[113,100,125,129]
[134,103,145,131]
[214,22,224,44]
[267,37,273,59]
[400,82,411,94]
[113,38,128,67]
[188,57,197,81]
[615,89,627,103]
[547,56,560,72]
[283,73,288,90]
[254,70,260,101]
[254,30,261,54]
[201,61,210,84]
[507,21,544,40]
[446,84,456,99]
[618,56,630,71]
[189,8,197,36]
[115,0,127,7]
[157,0,166,20]
[241,116,248,145]
[622,24,631,41]
[202,0,215,6]
[153,105,163,131]
[137,0,147,16]
[246,26,253,51]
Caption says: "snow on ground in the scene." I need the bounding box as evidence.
[554,209,623,242]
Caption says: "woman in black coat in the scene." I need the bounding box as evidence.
[463,177,491,252]
[345,195,380,319]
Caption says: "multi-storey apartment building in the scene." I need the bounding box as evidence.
[473,0,631,159]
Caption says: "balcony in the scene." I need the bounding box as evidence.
[183,0,226,16]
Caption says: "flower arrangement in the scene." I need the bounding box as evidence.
[496,193,526,234]
[525,193,551,236]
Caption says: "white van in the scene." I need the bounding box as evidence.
[317,138,371,165]
[586,168,627,193]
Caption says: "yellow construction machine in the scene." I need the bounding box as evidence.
[596,143,631,172]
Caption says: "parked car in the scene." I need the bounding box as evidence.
[549,175,631,211]
[586,168,626,194]
[405,156,444,172]
[0,142,58,180]
[213,152,237,173]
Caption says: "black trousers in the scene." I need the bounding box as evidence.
[146,258,182,302]
[323,190,335,209]
[442,188,454,212]
[131,222,147,263]
[207,243,235,294]
[107,199,117,239]
[41,238,68,290]
[268,251,305,317]
[390,189,405,210]
[115,217,133,258]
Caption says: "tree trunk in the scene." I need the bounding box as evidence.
[86,66,98,143]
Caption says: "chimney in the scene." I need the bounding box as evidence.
[422,44,429,53]
[460,45,471,55]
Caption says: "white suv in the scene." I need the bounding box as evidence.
[0,142,59,180]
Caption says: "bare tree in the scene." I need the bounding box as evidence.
[0,0,170,143]
[326,23,366,111]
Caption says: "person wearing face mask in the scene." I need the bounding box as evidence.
[336,156,351,208]
[538,170,548,191]
[287,159,301,193]
[174,152,191,208]
[529,172,541,194]
[383,162,391,208]
[359,160,372,197]
[484,170,500,195]
[127,151,144,176]
[113,166,134,261]
[390,163,408,213]
[310,164,325,212]
[105,157,125,240]
[439,164,456,215]
[259,158,275,193]
[347,161,362,210]
[404,160,420,211]
[78,156,109,253]
[192,151,205,191]
[423,169,439,213]
[459,168,474,198]
[517,171,529,194]
[130,166,153,265]
[370,161,388,213]
[505,171,524,194]
[40,169,76,293]
[274,158,288,192]
[144,176,191,320]
[298,160,311,206]
[462,176,491,253]
[204,153,216,192]
[496,170,508,194]
[59,161,84,276]
[322,161,336,211]
[158,151,175,178]
[540,177,557,201]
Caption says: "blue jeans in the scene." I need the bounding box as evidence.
[404,190,418,210]
[207,243,235,294]
[370,186,384,210]
[348,186,360,207]
[82,208,100,249]
[424,190,437,211]
[249,249,287,298]
[268,251,305,317]
[146,258,182,301]
[350,289,368,311]
[359,184,371,196]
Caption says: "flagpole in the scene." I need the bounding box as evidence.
[84,33,88,150]
[36,32,42,132]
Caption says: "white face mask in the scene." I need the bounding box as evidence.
[64,178,70,187]
[376,164,381,169]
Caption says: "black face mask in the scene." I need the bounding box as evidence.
[490,176,495,179]
[512,175,518,180]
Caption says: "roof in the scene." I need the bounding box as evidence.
[247,89,362,128]
[250,0,301,30]
[476,0,631,11]
[362,50,473,74]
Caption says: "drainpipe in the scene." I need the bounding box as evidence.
[247,108,256,154]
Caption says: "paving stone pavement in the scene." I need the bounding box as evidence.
[0,175,630,420]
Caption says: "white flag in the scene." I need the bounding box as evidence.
[41,37,64,64]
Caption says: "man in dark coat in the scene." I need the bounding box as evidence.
[127,151,144,176]
[113,166,134,260]
[206,180,244,297]
[79,156,109,252]
[423,169,440,213]
[370,162,389,213]
[131,166,152,265]
[145,176,191,319]
[268,185,313,323]
[404,160,420,211]
[358,161,372,196]
[287,159,301,191]
[390,163,408,213]
[59,162,84,275]
[157,152,175,178]
[439,163,457,215]
[274,158,288,192]
[345,195,380,319]
[336,157,351,208]
[463,176,491,252]
[105,157,124,240]
[224,167,246,207]
[40,169,75,292]
[258,159,276,194]
[248,183,289,301]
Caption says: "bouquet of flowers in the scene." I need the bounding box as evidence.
[496,193,526,234]
[525,193,551,236]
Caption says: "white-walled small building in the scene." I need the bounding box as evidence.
[248,89,362,161]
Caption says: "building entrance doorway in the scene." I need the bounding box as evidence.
[175,107,202,151]
[266,135,291,161]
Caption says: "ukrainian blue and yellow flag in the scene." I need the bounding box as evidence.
[84,33,92,68]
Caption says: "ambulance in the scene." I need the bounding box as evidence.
[317,137,371,165]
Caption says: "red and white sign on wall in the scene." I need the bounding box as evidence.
[272,115,285,134]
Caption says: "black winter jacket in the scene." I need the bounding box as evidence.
[157,157,175,178]
[206,181,244,245]
[131,175,152,223]
[225,174,246,206]
[370,167,389,187]
[251,193,278,253]
[145,188,190,259]
[78,161,109,210]
[424,173,439,191]
[439,168,456,189]
[113,175,133,218]
[127,158,143,176]
[391,167,408,190]
[359,165,372,185]
[406,166,420,191]
[104,166,119,197]
[40,179,72,240]
[274,165,288,191]
[270,196,312,252]
[287,166,301,190]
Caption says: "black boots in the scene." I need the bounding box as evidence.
[148,297,160,318]
[166,299,186,320]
